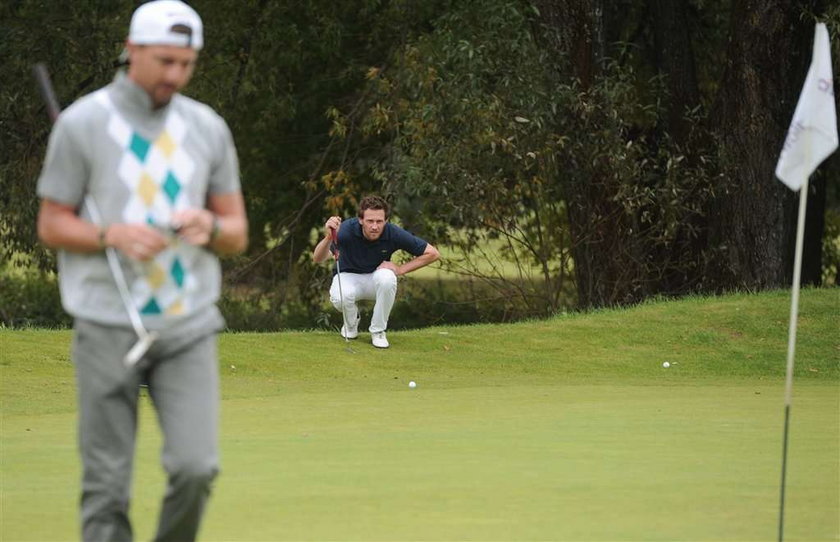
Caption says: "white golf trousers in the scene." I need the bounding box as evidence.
[329,268,397,333]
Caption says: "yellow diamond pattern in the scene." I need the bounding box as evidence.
[100,98,195,317]
[147,262,167,290]
[166,299,185,315]
[138,173,158,206]
[156,131,176,159]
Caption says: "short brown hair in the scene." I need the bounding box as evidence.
[358,195,390,219]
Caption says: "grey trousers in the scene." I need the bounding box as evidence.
[72,318,220,542]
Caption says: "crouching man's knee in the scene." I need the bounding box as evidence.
[373,268,397,291]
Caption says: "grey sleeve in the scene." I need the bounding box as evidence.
[36,114,90,206]
[208,115,241,195]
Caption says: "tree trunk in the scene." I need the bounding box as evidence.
[650,0,701,146]
[646,0,709,297]
[536,0,643,309]
[534,0,604,89]
[708,0,825,290]
[802,159,832,286]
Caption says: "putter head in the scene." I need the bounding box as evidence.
[343,332,355,353]
[124,331,159,367]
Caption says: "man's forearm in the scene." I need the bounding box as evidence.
[313,235,332,263]
[205,214,248,255]
[38,200,103,252]
[205,193,248,255]
[396,256,431,275]
[396,246,440,276]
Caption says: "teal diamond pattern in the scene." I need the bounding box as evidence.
[163,171,181,203]
[140,298,162,315]
[171,258,185,288]
[129,133,151,162]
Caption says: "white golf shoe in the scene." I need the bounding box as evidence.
[371,331,389,349]
[340,314,360,339]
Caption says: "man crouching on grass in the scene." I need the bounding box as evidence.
[313,195,440,348]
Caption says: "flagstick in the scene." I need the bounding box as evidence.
[777,177,809,542]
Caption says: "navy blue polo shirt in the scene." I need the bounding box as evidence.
[334,218,428,274]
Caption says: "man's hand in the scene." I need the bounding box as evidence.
[38,196,246,259]
[378,243,440,277]
[324,216,341,237]
[313,216,343,263]
[377,261,400,275]
[105,223,169,261]
[37,199,171,261]
[172,208,216,247]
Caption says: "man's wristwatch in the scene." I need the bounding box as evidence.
[209,215,221,241]
[98,226,109,250]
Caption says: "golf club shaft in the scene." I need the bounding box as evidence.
[330,228,350,344]
[84,197,149,342]
[33,63,61,122]
[335,263,349,345]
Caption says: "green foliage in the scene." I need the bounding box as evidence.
[559,63,719,304]
[1,0,460,327]
[321,0,576,315]
[0,1,130,269]
[190,0,456,280]
[0,265,69,328]
[3,0,835,322]
[325,0,719,310]
[823,205,840,286]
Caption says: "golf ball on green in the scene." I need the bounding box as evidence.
[409,381,417,388]
[662,362,670,368]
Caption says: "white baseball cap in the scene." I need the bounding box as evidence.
[128,0,203,50]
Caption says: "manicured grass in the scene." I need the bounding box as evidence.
[1,289,837,540]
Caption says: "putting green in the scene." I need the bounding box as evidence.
[2,290,837,540]
[2,380,837,541]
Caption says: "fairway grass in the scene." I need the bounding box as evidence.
[1,289,838,541]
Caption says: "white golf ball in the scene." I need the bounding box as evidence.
[408,381,417,389]
[662,362,670,368]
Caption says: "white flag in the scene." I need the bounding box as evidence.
[775,23,838,191]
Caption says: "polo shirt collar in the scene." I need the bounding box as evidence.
[111,71,172,119]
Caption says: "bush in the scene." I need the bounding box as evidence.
[0,268,69,328]
[823,206,840,286]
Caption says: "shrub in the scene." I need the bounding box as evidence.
[0,268,69,328]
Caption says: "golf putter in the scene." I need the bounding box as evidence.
[33,62,156,367]
[330,228,354,353]
[85,199,158,367]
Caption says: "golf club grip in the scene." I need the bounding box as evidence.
[33,63,61,123]
[329,227,339,259]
